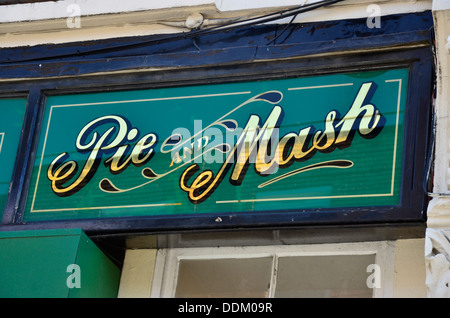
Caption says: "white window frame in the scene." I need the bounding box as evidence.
[150,241,395,298]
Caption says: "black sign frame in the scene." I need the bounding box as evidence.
[0,12,435,240]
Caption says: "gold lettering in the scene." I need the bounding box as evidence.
[179,83,384,203]
[48,115,158,196]
[335,82,381,144]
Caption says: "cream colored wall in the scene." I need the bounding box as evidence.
[118,249,157,298]
[393,239,427,298]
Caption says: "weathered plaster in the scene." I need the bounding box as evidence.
[427,0,450,298]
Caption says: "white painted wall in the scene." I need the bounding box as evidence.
[428,1,450,229]
[0,0,215,23]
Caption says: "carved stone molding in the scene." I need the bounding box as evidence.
[427,1,450,298]
[425,228,450,297]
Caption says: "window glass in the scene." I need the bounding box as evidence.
[151,242,394,298]
[175,257,273,298]
[274,254,375,298]
[173,254,376,298]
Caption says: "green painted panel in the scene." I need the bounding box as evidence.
[0,98,27,217]
[24,68,408,222]
[0,229,120,298]
[0,229,80,297]
[68,231,120,298]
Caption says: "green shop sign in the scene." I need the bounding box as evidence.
[24,68,408,222]
[0,98,27,218]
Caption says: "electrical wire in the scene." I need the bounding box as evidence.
[266,12,299,45]
[9,0,345,63]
